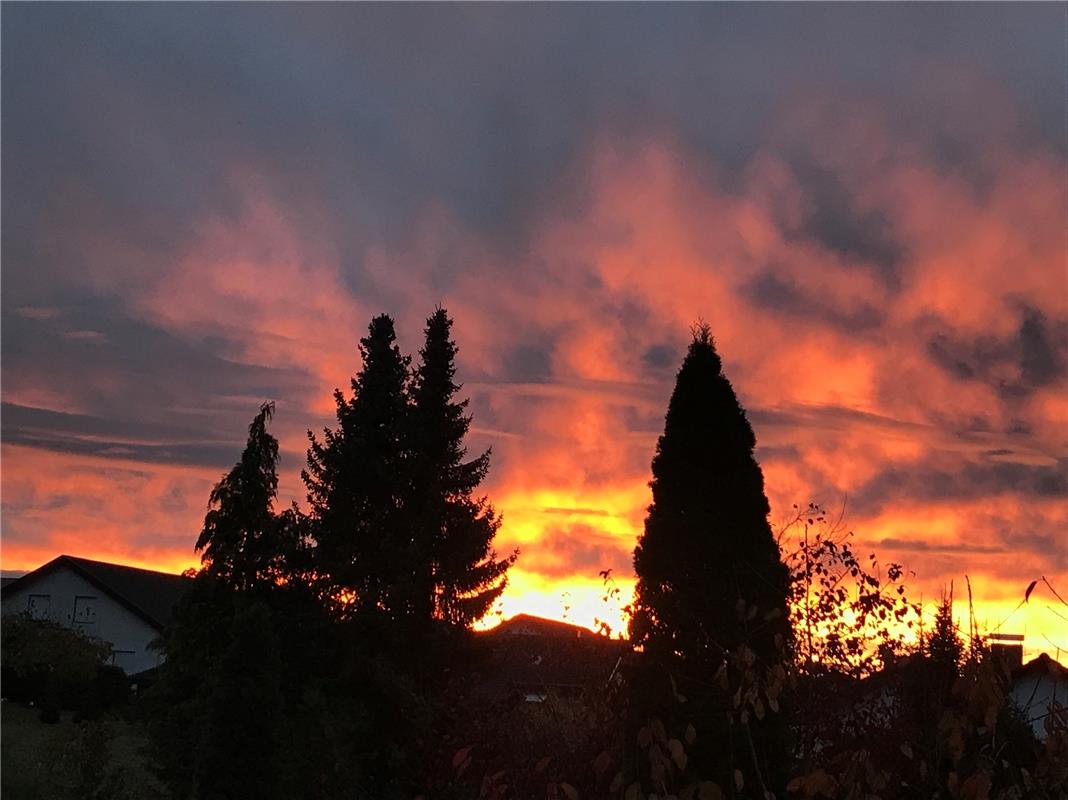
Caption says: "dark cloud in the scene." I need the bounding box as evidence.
[927,306,1067,396]
[876,537,1005,556]
[522,524,632,579]
[743,271,884,333]
[642,344,678,372]
[540,507,618,518]
[5,4,1065,294]
[502,343,555,384]
[852,459,1068,516]
[1,403,240,468]
[1,296,311,463]
[998,531,1067,571]
[1,3,1065,633]
[1018,306,1066,388]
[786,163,906,286]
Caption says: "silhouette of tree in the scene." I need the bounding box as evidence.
[628,324,792,795]
[304,315,412,619]
[196,402,306,590]
[193,601,283,800]
[409,308,516,627]
[783,503,919,680]
[926,585,963,682]
[630,324,790,663]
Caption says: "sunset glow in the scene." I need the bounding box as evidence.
[3,5,1065,664]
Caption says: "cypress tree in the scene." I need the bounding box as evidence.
[304,314,412,619]
[196,402,303,590]
[409,308,516,627]
[628,325,792,793]
[630,324,790,663]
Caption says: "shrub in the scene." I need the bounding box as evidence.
[2,615,110,709]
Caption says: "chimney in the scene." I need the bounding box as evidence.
[989,633,1024,672]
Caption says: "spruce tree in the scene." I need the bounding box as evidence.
[409,308,516,627]
[196,402,303,590]
[630,324,790,664]
[926,586,963,697]
[304,314,412,618]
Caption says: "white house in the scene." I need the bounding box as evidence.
[1,555,192,675]
[1009,654,1068,742]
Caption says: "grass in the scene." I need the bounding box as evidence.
[0,702,80,800]
[1,701,168,800]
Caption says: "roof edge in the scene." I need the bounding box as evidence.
[1,554,189,631]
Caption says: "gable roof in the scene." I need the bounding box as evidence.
[488,613,596,639]
[473,614,628,699]
[1013,653,1068,681]
[1,555,192,630]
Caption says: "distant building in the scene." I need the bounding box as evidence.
[474,613,628,703]
[1010,653,1068,742]
[1,555,192,675]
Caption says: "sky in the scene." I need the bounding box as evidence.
[3,4,1066,659]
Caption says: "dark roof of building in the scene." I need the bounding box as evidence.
[1013,653,1068,681]
[1,554,192,630]
[487,613,600,639]
[472,614,629,699]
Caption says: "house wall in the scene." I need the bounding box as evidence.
[2,568,163,675]
[1011,673,1067,741]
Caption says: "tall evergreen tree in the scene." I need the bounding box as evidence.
[304,314,412,618]
[628,325,792,794]
[630,324,790,663]
[409,308,516,627]
[196,402,303,590]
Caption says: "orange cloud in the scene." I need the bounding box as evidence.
[4,75,1065,661]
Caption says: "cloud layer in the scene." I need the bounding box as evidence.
[3,4,1065,655]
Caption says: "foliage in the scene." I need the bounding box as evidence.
[304,314,414,619]
[192,601,284,800]
[786,638,1068,798]
[781,503,920,680]
[196,402,309,590]
[433,677,624,800]
[630,324,791,666]
[409,308,517,627]
[74,312,1068,799]
[145,575,237,797]
[1,702,168,800]
[625,630,792,799]
[925,585,964,678]
[305,310,514,628]
[629,324,793,796]
[1,614,111,716]
[68,718,171,800]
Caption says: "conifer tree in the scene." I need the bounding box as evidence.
[628,325,792,794]
[630,324,790,664]
[409,308,516,627]
[304,314,412,618]
[196,402,303,590]
[926,586,963,681]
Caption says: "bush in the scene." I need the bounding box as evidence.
[2,615,110,710]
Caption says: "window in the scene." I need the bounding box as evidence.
[27,594,51,620]
[74,595,98,624]
[110,650,137,672]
